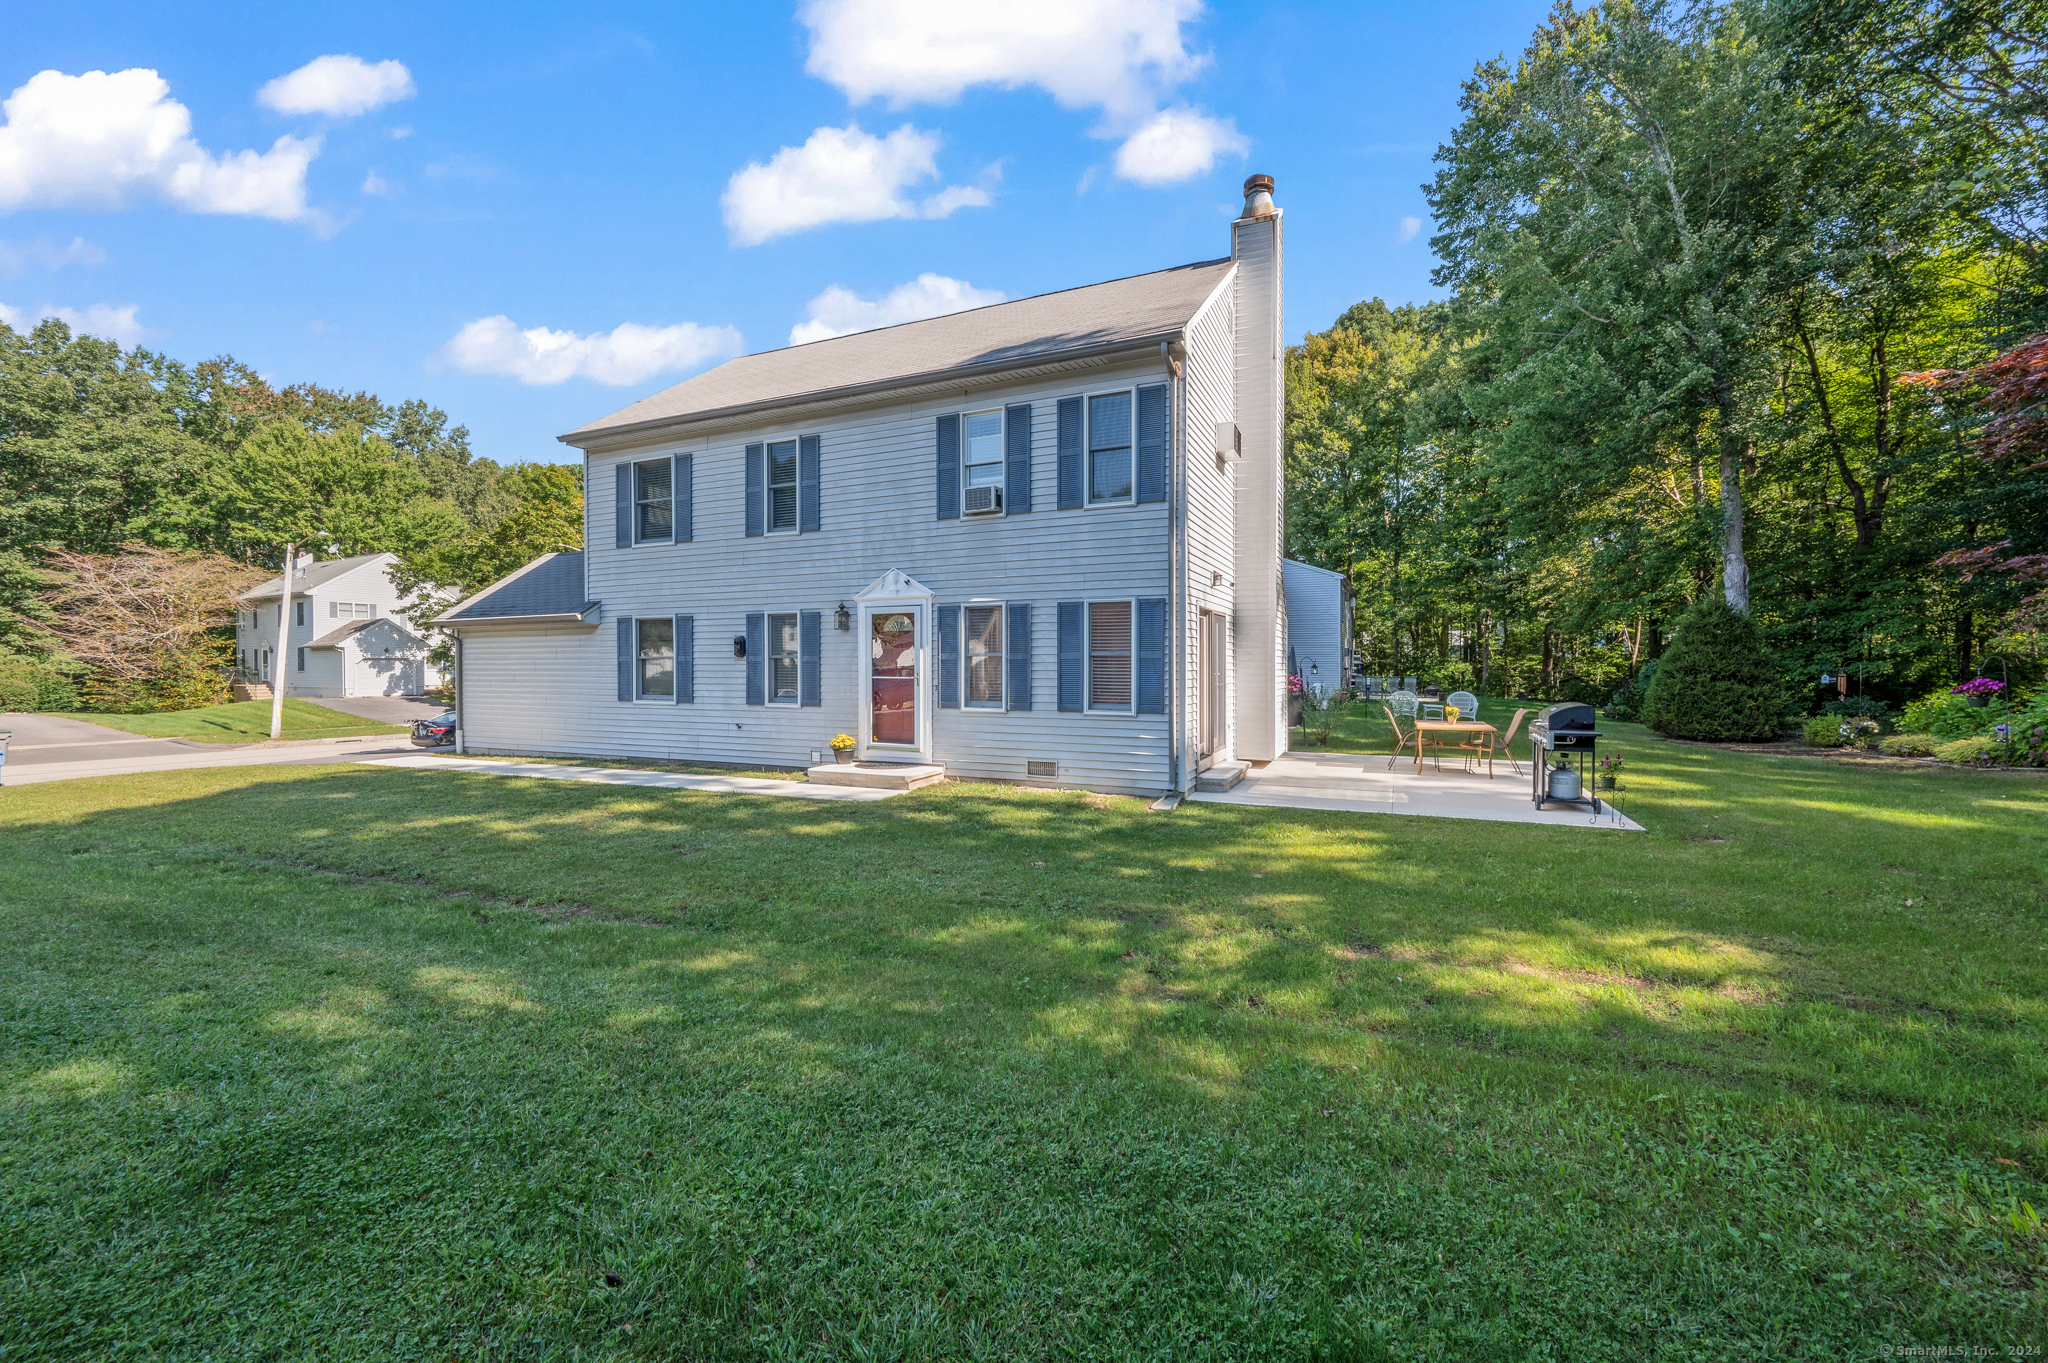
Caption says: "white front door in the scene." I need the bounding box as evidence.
[865,604,924,758]
[1198,610,1227,766]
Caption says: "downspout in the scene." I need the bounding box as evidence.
[1165,336,1188,795]
[452,632,465,754]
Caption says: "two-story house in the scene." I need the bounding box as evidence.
[434,175,1289,798]
[236,551,444,699]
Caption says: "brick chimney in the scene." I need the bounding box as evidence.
[1232,174,1286,761]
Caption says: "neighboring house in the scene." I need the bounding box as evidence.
[236,551,444,698]
[437,175,1289,797]
[1283,559,1354,694]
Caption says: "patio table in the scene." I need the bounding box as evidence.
[1411,720,1499,776]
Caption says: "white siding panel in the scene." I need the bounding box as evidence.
[1179,275,1238,780]
[1231,213,1287,761]
[1283,559,1345,687]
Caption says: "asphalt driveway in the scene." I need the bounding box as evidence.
[0,709,417,786]
[306,696,451,724]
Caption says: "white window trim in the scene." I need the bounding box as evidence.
[962,408,1007,519]
[634,616,678,702]
[960,599,1006,710]
[764,608,802,705]
[764,438,800,535]
[1086,387,1136,507]
[1083,597,1137,715]
[633,456,676,545]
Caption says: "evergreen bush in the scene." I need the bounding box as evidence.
[0,660,80,713]
[1643,598,1785,741]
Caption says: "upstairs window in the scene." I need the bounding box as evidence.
[635,458,674,542]
[294,600,307,627]
[965,604,1004,708]
[637,618,675,698]
[768,613,800,702]
[1088,391,1132,503]
[767,440,798,531]
[329,601,375,619]
[1088,600,1133,710]
[965,410,1003,491]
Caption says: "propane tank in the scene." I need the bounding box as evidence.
[1548,763,1581,801]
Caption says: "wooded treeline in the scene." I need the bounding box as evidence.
[0,318,582,707]
[1286,0,2047,711]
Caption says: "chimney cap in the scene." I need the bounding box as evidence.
[1241,173,1277,219]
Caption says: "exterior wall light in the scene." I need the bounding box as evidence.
[732,635,747,659]
[835,602,852,631]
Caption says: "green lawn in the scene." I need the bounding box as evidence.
[76,697,411,743]
[1,726,2043,1358]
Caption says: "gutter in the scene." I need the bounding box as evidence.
[557,333,1187,450]
[432,605,600,630]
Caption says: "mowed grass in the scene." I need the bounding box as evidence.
[0,724,2043,1359]
[77,698,410,743]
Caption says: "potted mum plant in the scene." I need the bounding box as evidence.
[829,733,857,764]
[1596,754,1623,790]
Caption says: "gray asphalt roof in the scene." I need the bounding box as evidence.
[243,552,391,601]
[564,257,1234,443]
[437,551,594,625]
[307,618,379,648]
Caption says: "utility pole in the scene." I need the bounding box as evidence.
[271,542,293,741]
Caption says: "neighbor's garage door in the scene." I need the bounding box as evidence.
[356,655,425,696]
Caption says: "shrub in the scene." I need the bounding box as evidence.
[1605,681,1646,721]
[1644,598,1785,741]
[1879,733,1941,756]
[0,659,80,712]
[1299,687,1353,746]
[1821,695,1890,721]
[0,674,36,712]
[1900,689,2000,739]
[1803,714,1846,747]
[1934,735,1999,764]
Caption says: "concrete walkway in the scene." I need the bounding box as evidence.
[359,753,906,802]
[1189,750,1642,830]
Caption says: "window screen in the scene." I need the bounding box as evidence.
[965,604,1003,707]
[965,411,1003,489]
[635,459,673,542]
[637,618,675,697]
[1088,392,1132,502]
[768,612,799,702]
[768,441,798,531]
[1088,601,1132,708]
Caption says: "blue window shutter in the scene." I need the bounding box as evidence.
[617,617,633,700]
[675,614,694,703]
[798,435,821,533]
[673,454,693,543]
[745,444,765,538]
[936,413,960,520]
[1056,398,1083,509]
[1007,602,1032,711]
[745,612,765,705]
[800,610,821,707]
[1057,601,1083,712]
[1136,383,1169,503]
[937,604,960,709]
[1137,596,1167,713]
[1004,403,1032,513]
[614,464,632,548]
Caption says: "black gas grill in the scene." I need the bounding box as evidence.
[1529,702,1602,810]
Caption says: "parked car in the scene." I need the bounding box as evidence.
[410,711,457,747]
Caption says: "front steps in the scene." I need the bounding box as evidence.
[807,760,946,792]
[1194,760,1247,793]
[232,682,273,702]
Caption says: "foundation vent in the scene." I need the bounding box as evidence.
[1026,760,1057,778]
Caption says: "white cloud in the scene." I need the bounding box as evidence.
[0,68,318,221]
[439,315,742,386]
[1110,106,1246,185]
[721,123,989,247]
[0,234,105,275]
[802,0,1204,122]
[790,273,1005,345]
[1398,215,1421,243]
[257,56,415,118]
[361,170,396,197]
[0,300,144,346]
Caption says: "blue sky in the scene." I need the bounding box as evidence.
[2,1,1551,467]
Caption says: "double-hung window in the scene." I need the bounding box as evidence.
[1088,601,1133,710]
[294,600,307,627]
[767,612,799,702]
[635,458,674,542]
[767,440,798,531]
[636,618,675,698]
[965,604,1003,707]
[965,410,1003,508]
[1088,391,1133,503]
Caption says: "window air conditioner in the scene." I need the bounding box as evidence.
[1216,421,1243,462]
[963,485,1003,515]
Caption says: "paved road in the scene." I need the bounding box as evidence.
[307,696,451,724]
[0,709,419,787]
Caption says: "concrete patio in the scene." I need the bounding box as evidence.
[1188,750,1643,829]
